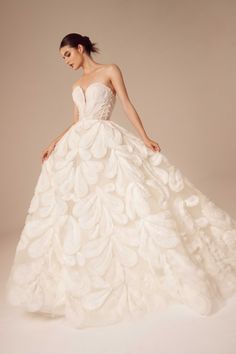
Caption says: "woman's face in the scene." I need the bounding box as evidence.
[60,44,84,70]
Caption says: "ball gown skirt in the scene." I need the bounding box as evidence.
[5,82,236,329]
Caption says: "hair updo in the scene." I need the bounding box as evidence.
[59,33,100,56]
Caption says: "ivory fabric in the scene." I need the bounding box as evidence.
[6,82,236,329]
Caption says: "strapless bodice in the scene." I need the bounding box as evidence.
[72,82,116,121]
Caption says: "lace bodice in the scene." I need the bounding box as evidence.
[72,82,116,121]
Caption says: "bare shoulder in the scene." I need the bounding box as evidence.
[92,63,124,93]
[106,63,122,74]
[106,64,124,87]
[107,64,126,88]
[97,63,122,78]
[72,77,83,90]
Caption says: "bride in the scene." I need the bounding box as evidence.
[6,33,236,329]
[42,33,161,162]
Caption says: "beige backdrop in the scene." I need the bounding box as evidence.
[1,0,236,352]
[1,0,236,238]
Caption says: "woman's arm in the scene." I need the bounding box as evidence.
[41,103,80,163]
[53,122,74,145]
[109,64,161,152]
[52,102,80,145]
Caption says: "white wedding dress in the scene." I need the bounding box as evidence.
[6,82,236,328]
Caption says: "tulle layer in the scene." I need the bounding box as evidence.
[6,118,236,328]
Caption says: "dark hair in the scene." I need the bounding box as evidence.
[59,33,100,56]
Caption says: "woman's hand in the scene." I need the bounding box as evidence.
[41,141,57,164]
[143,137,161,152]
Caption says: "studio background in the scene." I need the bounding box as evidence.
[1,1,236,354]
[1,0,236,237]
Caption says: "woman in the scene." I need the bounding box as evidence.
[42,35,161,163]
[6,33,236,329]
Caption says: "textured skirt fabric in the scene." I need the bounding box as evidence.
[6,118,236,328]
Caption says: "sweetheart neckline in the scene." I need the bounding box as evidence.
[72,82,116,98]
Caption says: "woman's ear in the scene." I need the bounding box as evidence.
[77,44,83,53]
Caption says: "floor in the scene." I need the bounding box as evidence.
[1,295,236,354]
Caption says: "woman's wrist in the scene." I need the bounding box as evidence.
[141,135,150,142]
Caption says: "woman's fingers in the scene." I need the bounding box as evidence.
[41,146,54,163]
